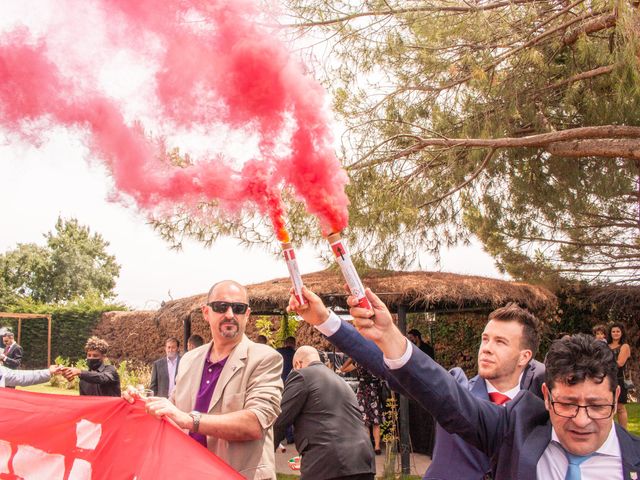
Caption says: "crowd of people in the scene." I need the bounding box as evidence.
[0,279,636,480]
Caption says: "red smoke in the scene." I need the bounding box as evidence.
[0,0,349,237]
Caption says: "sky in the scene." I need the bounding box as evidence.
[0,2,507,310]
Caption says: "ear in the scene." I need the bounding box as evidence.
[613,385,620,414]
[518,349,533,367]
[541,383,551,411]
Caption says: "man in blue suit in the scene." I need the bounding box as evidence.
[289,287,640,480]
[422,302,545,479]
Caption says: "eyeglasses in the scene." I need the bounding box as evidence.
[549,392,615,420]
[207,301,249,315]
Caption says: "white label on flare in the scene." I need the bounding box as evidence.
[329,240,370,309]
[283,247,307,305]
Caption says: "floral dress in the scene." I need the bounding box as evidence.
[355,364,383,427]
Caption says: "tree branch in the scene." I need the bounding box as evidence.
[283,0,546,28]
[419,148,495,207]
[543,64,615,91]
[547,139,640,160]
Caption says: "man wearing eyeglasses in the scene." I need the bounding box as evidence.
[134,280,283,480]
[289,287,640,480]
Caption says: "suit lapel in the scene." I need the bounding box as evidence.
[208,336,248,412]
[518,422,551,480]
[470,374,488,399]
[617,424,640,479]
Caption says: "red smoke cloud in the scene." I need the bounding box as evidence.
[0,0,349,238]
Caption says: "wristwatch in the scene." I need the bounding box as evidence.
[189,411,202,433]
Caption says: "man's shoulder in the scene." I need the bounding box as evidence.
[246,340,281,361]
[616,423,640,455]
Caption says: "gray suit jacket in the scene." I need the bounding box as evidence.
[274,361,375,479]
[426,359,545,479]
[328,318,640,480]
[0,366,49,387]
[150,356,180,398]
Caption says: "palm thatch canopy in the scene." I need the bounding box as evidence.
[248,269,556,317]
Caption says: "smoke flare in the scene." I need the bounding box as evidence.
[0,0,349,237]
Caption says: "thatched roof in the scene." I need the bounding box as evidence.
[95,269,557,362]
[248,269,556,316]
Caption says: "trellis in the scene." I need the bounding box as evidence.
[0,312,52,366]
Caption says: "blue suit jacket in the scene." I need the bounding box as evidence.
[425,359,544,480]
[327,318,640,480]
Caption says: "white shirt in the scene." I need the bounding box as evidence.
[537,423,623,479]
[485,373,522,401]
[167,356,178,396]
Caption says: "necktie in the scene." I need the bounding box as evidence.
[488,392,510,405]
[564,451,595,480]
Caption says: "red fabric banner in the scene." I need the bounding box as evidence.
[0,388,243,479]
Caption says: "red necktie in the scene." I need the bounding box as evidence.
[488,392,510,405]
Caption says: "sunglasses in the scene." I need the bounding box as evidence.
[207,301,249,315]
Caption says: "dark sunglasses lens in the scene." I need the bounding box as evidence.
[210,302,247,314]
[232,303,248,314]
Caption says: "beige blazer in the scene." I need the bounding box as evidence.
[173,335,283,480]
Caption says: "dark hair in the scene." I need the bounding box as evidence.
[592,324,607,336]
[256,335,268,344]
[85,336,109,355]
[284,336,296,348]
[545,334,618,394]
[407,329,422,340]
[487,303,541,356]
[607,322,627,345]
[165,337,180,348]
[188,334,204,348]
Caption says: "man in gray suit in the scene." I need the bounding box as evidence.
[150,337,181,398]
[274,346,375,480]
[0,364,62,387]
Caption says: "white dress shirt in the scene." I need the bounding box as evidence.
[167,355,178,396]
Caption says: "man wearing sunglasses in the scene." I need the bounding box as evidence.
[138,280,283,480]
[289,287,640,480]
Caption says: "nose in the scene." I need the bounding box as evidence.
[571,407,592,428]
[223,306,235,318]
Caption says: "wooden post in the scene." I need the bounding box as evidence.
[17,318,22,346]
[47,315,52,366]
[397,304,411,475]
[183,316,192,352]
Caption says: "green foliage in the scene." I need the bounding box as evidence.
[273,314,301,348]
[117,360,152,392]
[0,217,120,305]
[381,394,399,479]
[254,317,274,345]
[0,296,126,368]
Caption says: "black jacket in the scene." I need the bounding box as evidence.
[79,364,121,397]
[3,343,23,369]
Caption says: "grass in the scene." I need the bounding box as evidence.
[625,403,640,436]
[17,383,78,395]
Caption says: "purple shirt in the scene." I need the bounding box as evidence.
[189,353,228,447]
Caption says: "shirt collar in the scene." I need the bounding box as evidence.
[485,370,524,399]
[551,421,621,458]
